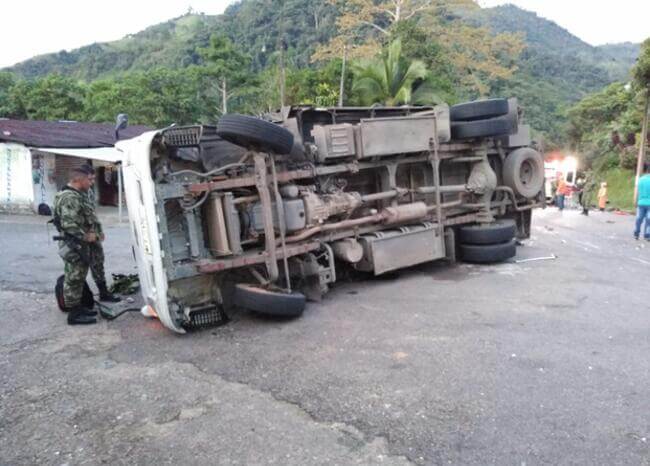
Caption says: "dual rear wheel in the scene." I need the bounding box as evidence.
[458,219,518,263]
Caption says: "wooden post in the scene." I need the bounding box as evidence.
[118,163,123,224]
[634,87,649,203]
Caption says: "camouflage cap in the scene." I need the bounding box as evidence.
[71,165,95,177]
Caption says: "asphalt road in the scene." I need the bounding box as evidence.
[0,208,648,465]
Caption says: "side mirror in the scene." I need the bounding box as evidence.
[115,113,129,141]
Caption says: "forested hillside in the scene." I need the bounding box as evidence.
[464,5,639,144]
[0,0,642,148]
[6,15,221,80]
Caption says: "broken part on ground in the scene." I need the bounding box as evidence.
[117,98,546,333]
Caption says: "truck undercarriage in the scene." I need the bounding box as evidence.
[121,99,545,333]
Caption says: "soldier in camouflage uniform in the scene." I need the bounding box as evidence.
[54,165,120,325]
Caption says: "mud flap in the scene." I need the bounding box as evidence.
[233,284,306,318]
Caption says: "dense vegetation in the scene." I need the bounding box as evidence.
[564,39,650,210]
[0,0,643,155]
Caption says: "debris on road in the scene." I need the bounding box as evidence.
[109,273,140,295]
[515,254,557,263]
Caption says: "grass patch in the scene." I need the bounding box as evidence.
[594,167,636,211]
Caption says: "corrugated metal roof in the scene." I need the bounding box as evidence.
[0,119,152,148]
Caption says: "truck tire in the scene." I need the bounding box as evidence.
[458,219,517,245]
[200,136,247,171]
[217,114,294,155]
[460,239,517,264]
[233,284,306,317]
[503,147,544,198]
[450,98,509,121]
[450,115,515,140]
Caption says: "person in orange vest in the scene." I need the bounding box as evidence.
[555,174,568,211]
[597,182,608,211]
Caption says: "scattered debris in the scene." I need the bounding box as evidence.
[515,254,557,263]
[109,273,140,295]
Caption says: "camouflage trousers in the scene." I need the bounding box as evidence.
[62,242,106,307]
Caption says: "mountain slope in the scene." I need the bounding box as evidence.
[7,14,222,80]
[5,1,340,80]
[465,5,639,143]
[467,5,636,94]
[2,2,640,144]
[6,3,638,86]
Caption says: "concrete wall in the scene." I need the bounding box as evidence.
[30,151,58,212]
[0,143,34,212]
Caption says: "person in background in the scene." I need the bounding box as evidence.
[580,172,596,215]
[556,174,568,211]
[597,182,608,212]
[634,167,650,240]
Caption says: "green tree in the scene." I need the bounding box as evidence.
[423,17,524,96]
[83,68,206,127]
[351,39,440,106]
[0,72,19,118]
[313,0,476,62]
[12,75,86,121]
[566,82,641,167]
[390,19,457,103]
[632,38,650,89]
[632,37,650,198]
[199,34,255,114]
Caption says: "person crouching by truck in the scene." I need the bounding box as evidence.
[53,165,120,326]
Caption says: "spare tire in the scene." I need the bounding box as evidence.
[233,284,306,317]
[217,114,294,155]
[460,239,517,264]
[458,219,516,245]
[451,115,516,140]
[503,147,544,198]
[450,98,509,121]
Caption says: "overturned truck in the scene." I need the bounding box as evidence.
[119,98,545,333]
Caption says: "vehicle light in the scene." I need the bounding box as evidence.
[141,305,158,318]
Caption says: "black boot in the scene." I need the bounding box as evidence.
[97,282,121,303]
[67,306,97,325]
[80,306,98,317]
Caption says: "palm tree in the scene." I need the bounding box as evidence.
[351,39,440,106]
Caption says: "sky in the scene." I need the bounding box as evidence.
[1,0,648,69]
[478,0,649,46]
[0,0,235,68]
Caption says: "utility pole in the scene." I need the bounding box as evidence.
[338,44,348,107]
[279,39,286,108]
[634,87,649,203]
[278,0,287,108]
